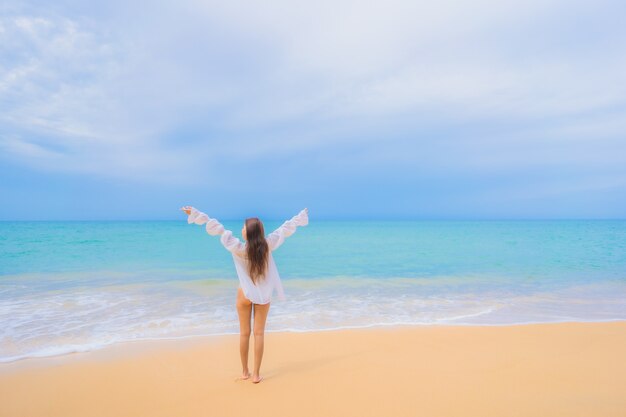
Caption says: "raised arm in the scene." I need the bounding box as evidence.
[182,206,245,255]
[266,208,309,251]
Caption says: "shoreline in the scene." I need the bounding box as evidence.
[1,321,625,416]
[2,318,626,366]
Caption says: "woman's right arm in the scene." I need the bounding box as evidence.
[182,206,245,255]
[266,208,309,251]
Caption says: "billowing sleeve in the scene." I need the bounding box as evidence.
[266,208,309,251]
[185,206,245,255]
[219,230,246,255]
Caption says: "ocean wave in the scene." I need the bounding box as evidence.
[1,276,625,363]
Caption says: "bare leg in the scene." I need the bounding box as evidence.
[235,287,252,380]
[252,301,270,383]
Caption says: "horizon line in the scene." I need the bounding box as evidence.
[1,217,625,222]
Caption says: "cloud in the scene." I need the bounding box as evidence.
[1,0,625,195]
[0,11,219,184]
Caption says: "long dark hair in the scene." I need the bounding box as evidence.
[245,217,269,285]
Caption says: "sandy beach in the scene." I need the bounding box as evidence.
[1,321,625,417]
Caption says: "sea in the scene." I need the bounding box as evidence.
[1,219,625,363]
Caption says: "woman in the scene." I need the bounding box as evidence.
[181,206,309,384]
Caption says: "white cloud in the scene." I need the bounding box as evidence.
[1,0,625,185]
[0,134,63,160]
[0,13,223,184]
[182,0,626,125]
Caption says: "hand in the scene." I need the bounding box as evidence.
[180,206,192,215]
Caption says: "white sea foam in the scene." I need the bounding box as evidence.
[1,277,625,363]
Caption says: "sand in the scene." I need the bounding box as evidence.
[1,321,625,417]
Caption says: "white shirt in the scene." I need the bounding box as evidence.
[185,207,309,304]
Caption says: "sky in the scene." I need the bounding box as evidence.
[1,0,625,220]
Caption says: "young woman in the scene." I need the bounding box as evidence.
[181,206,309,384]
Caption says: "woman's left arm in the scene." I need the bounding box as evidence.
[265,208,309,251]
[182,206,245,255]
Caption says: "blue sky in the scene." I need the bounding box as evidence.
[1,0,625,220]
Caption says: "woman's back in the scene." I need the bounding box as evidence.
[184,207,309,304]
[232,249,284,304]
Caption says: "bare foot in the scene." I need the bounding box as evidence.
[234,371,251,381]
[252,375,264,384]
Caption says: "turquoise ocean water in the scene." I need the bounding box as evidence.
[1,219,625,362]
